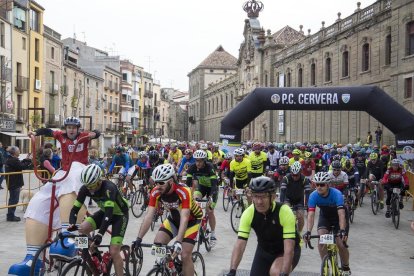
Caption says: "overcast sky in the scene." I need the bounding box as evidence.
[41,0,377,91]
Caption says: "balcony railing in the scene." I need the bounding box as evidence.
[1,68,12,82]
[144,89,153,98]
[16,108,27,123]
[113,83,119,92]
[155,101,160,107]
[49,84,59,95]
[46,113,62,127]
[16,75,29,91]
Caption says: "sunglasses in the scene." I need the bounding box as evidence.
[316,183,327,187]
[333,169,341,171]
[155,180,170,186]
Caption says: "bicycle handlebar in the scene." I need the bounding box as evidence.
[29,134,90,183]
[305,234,348,249]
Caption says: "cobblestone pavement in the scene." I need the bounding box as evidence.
[1,187,413,275]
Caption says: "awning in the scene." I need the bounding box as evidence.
[0,132,30,140]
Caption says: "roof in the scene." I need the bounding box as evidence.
[196,46,238,70]
[272,25,306,45]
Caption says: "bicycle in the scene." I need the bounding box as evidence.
[221,178,233,212]
[60,233,138,276]
[344,186,357,224]
[358,179,367,207]
[139,243,206,276]
[195,198,213,253]
[130,168,152,218]
[370,180,381,215]
[389,186,402,229]
[305,228,349,276]
[28,134,89,276]
[230,188,248,234]
[151,200,168,231]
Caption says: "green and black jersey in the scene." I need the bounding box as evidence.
[69,180,129,235]
[186,162,218,188]
[238,202,300,255]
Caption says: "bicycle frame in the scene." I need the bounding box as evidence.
[29,134,90,242]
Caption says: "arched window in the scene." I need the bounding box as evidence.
[406,21,414,56]
[385,34,391,65]
[310,63,316,85]
[362,43,370,71]
[325,57,331,82]
[287,71,291,87]
[298,68,303,87]
[342,51,349,77]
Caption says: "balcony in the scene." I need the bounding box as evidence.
[16,108,27,123]
[46,113,62,127]
[49,84,59,96]
[61,85,68,96]
[143,105,153,116]
[113,83,120,93]
[144,89,153,98]
[1,68,12,83]
[16,76,29,91]
[104,81,110,90]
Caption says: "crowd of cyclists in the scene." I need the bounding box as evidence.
[9,116,413,276]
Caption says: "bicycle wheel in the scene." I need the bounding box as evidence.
[146,266,166,276]
[127,184,137,204]
[192,252,206,276]
[196,228,203,253]
[391,197,400,229]
[131,190,145,218]
[222,187,230,212]
[130,245,143,276]
[349,198,355,223]
[30,242,67,276]
[230,201,244,234]
[320,254,340,276]
[203,227,212,252]
[60,258,92,276]
[370,191,378,215]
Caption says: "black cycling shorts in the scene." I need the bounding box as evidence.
[317,212,349,234]
[250,244,301,276]
[85,210,128,245]
[234,178,249,189]
[194,184,218,208]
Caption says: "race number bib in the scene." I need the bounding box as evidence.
[75,237,88,249]
[319,234,334,245]
[152,245,167,257]
[138,180,144,185]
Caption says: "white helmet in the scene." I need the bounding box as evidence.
[234,148,245,156]
[193,150,207,159]
[81,164,102,188]
[313,172,331,183]
[291,161,302,174]
[152,164,175,182]
[279,156,289,165]
[224,153,233,159]
[200,143,208,150]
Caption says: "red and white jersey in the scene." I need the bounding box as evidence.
[383,167,409,186]
[53,131,90,171]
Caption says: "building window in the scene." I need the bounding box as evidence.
[276,73,280,87]
[13,6,26,31]
[325,58,331,82]
[385,35,391,65]
[311,63,316,85]
[30,9,40,32]
[406,21,414,56]
[0,22,4,48]
[342,51,349,77]
[210,69,214,73]
[298,68,303,87]
[265,74,268,86]
[51,47,55,60]
[405,77,413,99]
[362,43,370,71]
[35,38,39,62]
[286,71,291,87]
[122,73,127,81]
[22,37,26,50]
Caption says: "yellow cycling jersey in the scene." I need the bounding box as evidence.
[168,149,183,164]
[289,157,303,166]
[230,158,252,180]
[248,151,267,174]
[206,150,213,161]
[212,150,224,163]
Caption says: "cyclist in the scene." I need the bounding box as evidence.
[219,153,232,181]
[342,159,360,206]
[266,143,280,171]
[168,143,183,168]
[289,149,303,166]
[211,143,225,170]
[328,160,349,194]
[280,161,311,232]
[177,149,195,177]
[108,146,135,195]
[9,117,100,275]
[200,143,213,161]
[225,176,301,276]
[382,159,409,218]
[355,151,368,204]
[148,150,166,169]
[135,164,203,276]
[366,152,385,208]
[68,164,129,276]
[229,148,252,190]
[301,152,316,181]
[249,142,268,178]
[303,172,351,276]
[272,156,290,192]
[186,150,219,242]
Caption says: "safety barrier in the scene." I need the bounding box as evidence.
[406,171,414,210]
[0,170,51,210]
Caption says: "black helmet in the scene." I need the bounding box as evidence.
[64,116,81,127]
[149,150,160,162]
[249,176,276,193]
[115,146,125,153]
[332,160,342,169]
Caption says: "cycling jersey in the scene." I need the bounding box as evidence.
[212,150,224,163]
[301,160,316,177]
[280,174,311,205]
[149,183,203,224]
[267,150,280,168]
[238,202,300,255]
[328,171,349,191]
[230,158,252,180]
[289,157,303,166]
[383,167,409,186]
[354,157,367,178]
[308,188,345,220]
[168,149,183,164]
[177,156,195,175]
[249,151,267,174]
[70,180,129,236]
[186,162,218,188]
[136,159,150,169]
[109,153,133,173]
[274,167,290,182]
[366,160,384,180]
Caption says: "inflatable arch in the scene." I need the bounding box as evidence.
[220,86,414,147]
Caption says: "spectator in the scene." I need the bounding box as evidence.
[40,148,55,177]
[0,142,6,189]
[375,126,383,148]
[5,146,32,222]
[366,131,373,145]
[51,148,61,170]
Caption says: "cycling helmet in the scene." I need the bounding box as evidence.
[292,149,301,155]
[152,164,175,182]
[332,160,342,169]
[199,144,208,150]
[300,145,306,151]
[279,156,289,165]
[332,154,341,161]
[391,159,400,166]
[304,152,312,158]
[148,150,160,162]
[224,153,232,159]
[313,172,331,183]
[252,142,261,150]
[81,164,102,188]
[291,161,302,174]
[381,145,389,150]
[184,149,193,155]
[64,116,81,127]
[312,148,319,154]
[193,150,207,159]
[369,153,378,160]
[115,146,125,153]
[323,145,329,150]
[139,151,148,158]
[234,148,245,156]
[268,144,275,149]
[249,176,276,193]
